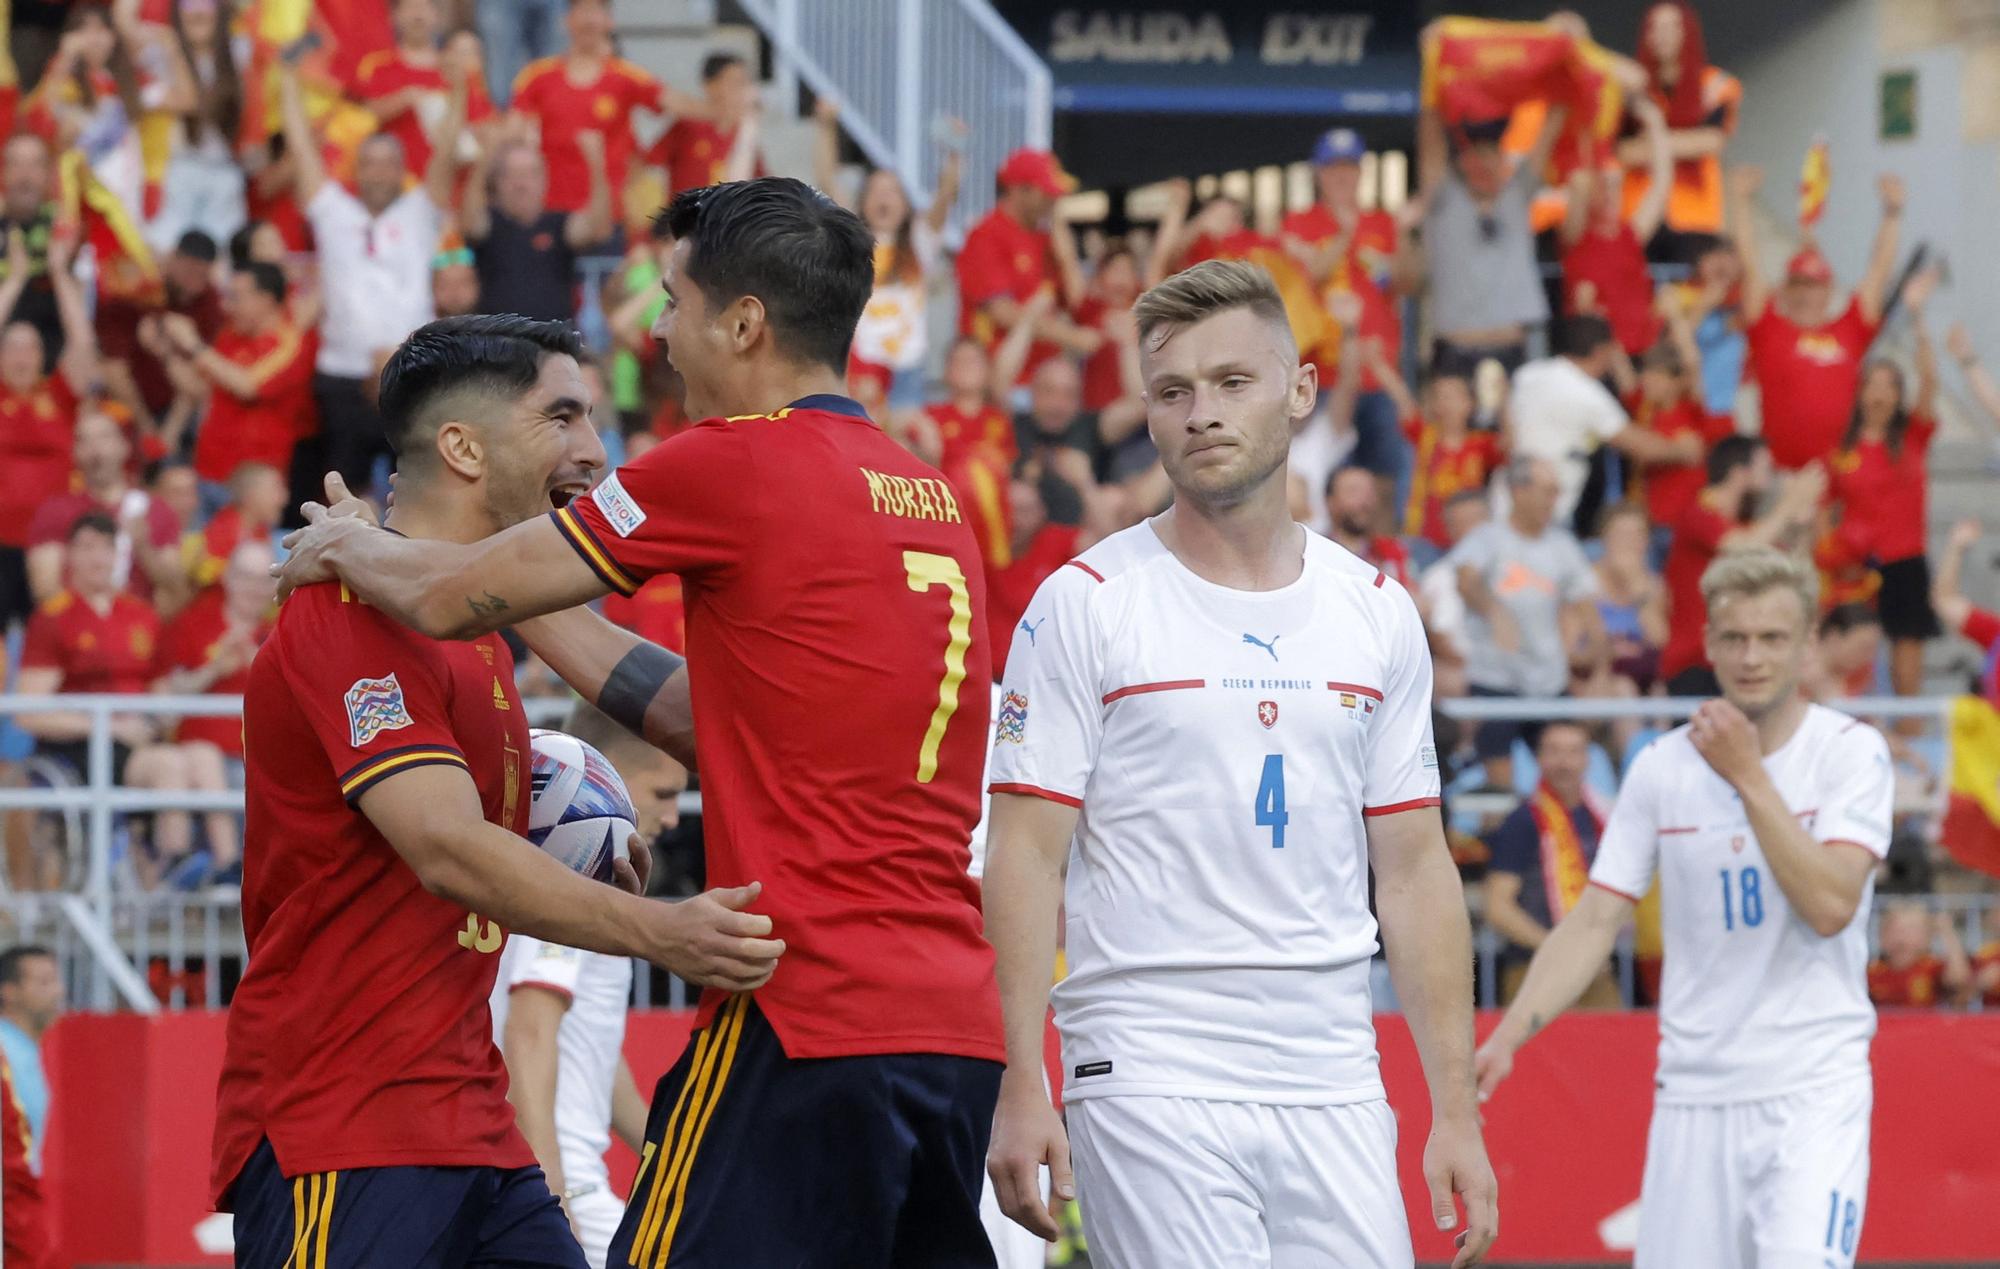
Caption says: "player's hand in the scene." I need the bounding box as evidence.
[651,882,784,990]
[1473,1037,1513,1104]
[274,503,372,599]
[986,1077,1072,1242]
[612,831,652,896]
[1689,699,1763,787]
[1425,1115,1499,1267]
[313,471,378,527]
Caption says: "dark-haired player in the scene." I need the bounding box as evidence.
[278,177,1005,1266]
[215,315,783,1267]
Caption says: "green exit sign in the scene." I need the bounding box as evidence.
[1881,69,1917,141]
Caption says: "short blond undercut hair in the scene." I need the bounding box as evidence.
[1133,259,1292,348]
[1700,547,1819,623]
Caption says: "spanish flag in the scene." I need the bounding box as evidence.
[1425,17,1626,182]
[1799,137,1831,230]
[1943,696,2000,878]
[238,0,388,159]
[55,149,160,305]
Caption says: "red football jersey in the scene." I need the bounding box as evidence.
[648,117,762,196]
[552,394,1003,1062]
[157,587,273,756]
[0,375,78,548]
[20,590,160,693]
[1828,413,1936,564]
[0,1051,49,1269]
[1629,395,1733,531]
[956,209,1057,384]
[1661,496,1737,681]
[1867,955,1947,1007]
[350,49,495,182]
[1747,298,1878,470]
[509,56,664,213]
[210,581,535,1206]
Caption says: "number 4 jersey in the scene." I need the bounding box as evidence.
[211,581,536,1208]
[990,524,1440,1104]
[1588,705,1894,1104]
[553,395,1002,1063]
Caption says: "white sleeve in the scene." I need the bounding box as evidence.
[1815,720,1895,858]
[306,182,359,236]
[1363,583,1441,814]
[1589,742,1663,901]
[987,565,1104,806]
[1589,377,1629,441]
[501,934,584,1003]
[914,217,943,274]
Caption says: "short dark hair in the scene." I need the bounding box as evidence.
[1556,314,1615,360]
[377,314,586,464]
[0,946,52,991]
[1820,602,1882,638]
[68,510,117,543]
[1706,434,1764,485]
[701,51,745,83]
[227,220,266,269]
[658,177,874,372]
[175,229,218,262]
[237,261,286,304]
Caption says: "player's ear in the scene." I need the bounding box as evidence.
[1290,359,1319,426]
[728,294,767,355]
[435,419,485,482]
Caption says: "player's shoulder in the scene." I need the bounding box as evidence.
[1304,533,1421,619]
[1808,704,1890,761]
[1065,522,1171,589]
[275,582,444,660]
[609,56,659,84]
[511,56,560,92]
[110,592,159,625]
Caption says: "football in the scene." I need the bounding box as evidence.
[526,728,636,885]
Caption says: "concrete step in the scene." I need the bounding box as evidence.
[611,0,716,32]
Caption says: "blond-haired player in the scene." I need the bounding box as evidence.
[1477,548,1891,1268]
[982,260,1498,1268]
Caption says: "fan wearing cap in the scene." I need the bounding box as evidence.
[955,147,1100,388]
[1282,127,1416,521]
[1730,164,1904,470]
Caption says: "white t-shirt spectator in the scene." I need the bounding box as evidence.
[850,221,942,373]
[307,183,441,378]
[1503,356,1628,525]
[1445,517,1598,697]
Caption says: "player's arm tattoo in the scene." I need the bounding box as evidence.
[599,642,688,738]
[465,591,511,620]
[1525,1011,1547,1039]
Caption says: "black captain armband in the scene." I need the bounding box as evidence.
[599,642,687,737]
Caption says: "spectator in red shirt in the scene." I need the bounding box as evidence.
[651,52,762,198]
[920,338,1020,566]
[1826,279,1953,700]
[985,471,1083,677]
[1658,436,1821,694]
[956,147,1097,386]
[1627,292,1732,539]
[1373,350,1502,551]
[98,229,224,437]
[1321,465,1412,589]
[16,512,231,889]
[354,0,496,184]
[506,0,704,215]
[1867,902,1970,1007]
[187,460,284,591]
[1051,231,1143,415]
[1971,906,2000,1008]
[1561,97,1671,356]
[1730,165,1903,470]
[0,227,93,635]
[1805,602,1883,700]
[160,262,314,492]
[26,404,186,611]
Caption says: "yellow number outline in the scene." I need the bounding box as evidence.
[458,912,502,953]
[903,550,971,784]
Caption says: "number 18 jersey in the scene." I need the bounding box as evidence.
[553,395,1001,1064]
[989,524,1440,1105]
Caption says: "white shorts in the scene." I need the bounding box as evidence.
[1067,1095,1412,1269]
[570,1185,624,1269]
[1637,1074,1871,1269]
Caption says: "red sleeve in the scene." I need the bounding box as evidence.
[955,225,1013,310]
[467,78,495,123]
[1682,506,1733,552]
[278,587,471,804]
[508,65,545,115]
[649,119,687,167]
[148,499,181,549]
[245,328,312,401]
[1963,607,2000,652]
[18,610,60,672]
[1474,431,1504,468]
[1909,412,1939,446]
[627,66,666,114]
[25,498,72,549]
[1839,296,1880,344]
[550,423,752,595]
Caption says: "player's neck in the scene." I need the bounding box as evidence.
[711,362,848,418]
[1748,692,1810,754]
[1153,489,1304,592]
[383,492,496,546]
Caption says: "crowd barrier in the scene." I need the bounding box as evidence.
[40,1008,2000,1266]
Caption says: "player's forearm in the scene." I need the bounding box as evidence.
[513,610,696,767]
[1484,895,1548,951]
[319,525,500,640]
[1376,844,1479,1125]
[1489,895,1625,1054]
[1736,774,1863,936]
[982,833,1066,1091]
[416,816,661,959]
[502,1020,568,1195]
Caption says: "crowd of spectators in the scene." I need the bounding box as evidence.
[1,0,1999,994]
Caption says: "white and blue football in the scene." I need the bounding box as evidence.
[527,728,636,885]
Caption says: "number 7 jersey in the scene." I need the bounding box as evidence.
[553,395,1001,1063]
[989,524,1441,1104]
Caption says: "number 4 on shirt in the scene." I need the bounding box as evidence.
[1256,754,1288,848]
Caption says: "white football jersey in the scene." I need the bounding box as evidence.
[989,522,1440,1105]
[489,936,634,1189]
[1589,705,1892,1104]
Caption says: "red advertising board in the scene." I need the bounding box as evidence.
[38,1010,2000,1265]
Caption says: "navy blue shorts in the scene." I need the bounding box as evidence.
[609,994,1003,1269]
[230,1138,587,1268]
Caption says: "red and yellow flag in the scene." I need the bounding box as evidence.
[1426,16,1628,183]
[1799,137,1832,230]
[55,149,160,304]
[1529,782,1593,923]
[1943,696,2000,879]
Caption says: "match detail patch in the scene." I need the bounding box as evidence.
[996,690,1029,744]
[345,673,416,748]
[590,472,648,538]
